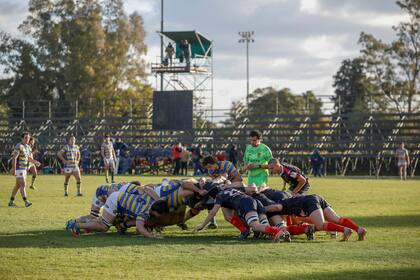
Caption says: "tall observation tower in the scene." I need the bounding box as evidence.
[151,31,213,130]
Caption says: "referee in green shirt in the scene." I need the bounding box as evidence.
[243,130,273,187]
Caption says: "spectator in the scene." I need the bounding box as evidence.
[164,42,175,66]
[310,149,324,177]
[191,144,204,176]
[179,39,191,68]
[227,144,238,167]
[180,147,191,176]
[395,142,410,180]
[172,142,182,175]
[215,151,225,162]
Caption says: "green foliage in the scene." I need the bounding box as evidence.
[0,175,419,279]
[0,0,151,118]
[332,58,387,114]
[357,0,419,113]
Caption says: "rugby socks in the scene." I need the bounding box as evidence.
[260,217,269,225]
[264,226,280,236]
[22,196,27,202]
[64,183,69,196]
[229,215,248,233]
[338,217,360,232]
[76,182,82,195]
[323,222,345,233]
[9,196,15,204]
[111,172,114,183]
[287,224,309,235]
[31,175,36,188]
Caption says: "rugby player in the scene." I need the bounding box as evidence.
[57,135,82,196]
[8,132,41,207]
[265,194,367,241]
[194,184,290,242]
[101,135,117,183]
[267,158,310,195]
[66,189,159,238]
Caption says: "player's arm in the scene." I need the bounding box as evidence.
[182,181,207,196]
[28,155,41,166]
[101,144,106,158]
[291,174,307,194]
[406,150,410,166]
[76,148,81,163]
[11,150,18,175]
[142,186,159,201]
[265,203,283,212]
[193,204,221,232]
[112,147,117,160]
[135,219,155,238]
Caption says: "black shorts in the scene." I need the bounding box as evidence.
[289,181,310,194]
[238,197,266,218]
[301,195,330,216]
[261,189,292,202]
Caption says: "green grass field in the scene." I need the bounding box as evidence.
[0,175,420,280]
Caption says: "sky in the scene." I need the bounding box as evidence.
[0,0,409,111]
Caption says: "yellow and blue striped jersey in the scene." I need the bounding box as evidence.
[158,180,182,197]
[209,161,237,180]
[117,191,155,222]
[122,183,143,195]
[62,145,80,168]
[164,182,185,209]
[14,143,31,170]
[95,182,124,203]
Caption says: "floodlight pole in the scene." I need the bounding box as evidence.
[238,31,254,112]
[160,0,164,91]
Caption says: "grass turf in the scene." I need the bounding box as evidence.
[0,174,419,279]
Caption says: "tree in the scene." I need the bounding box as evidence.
[358,0,419,113]
[0,0,151,118]
[332,58,386,114]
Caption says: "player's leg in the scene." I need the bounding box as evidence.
[64,172,71,196]
[109,160,115,183]
[308,208,352,241]
[104,159,110,183]
[18,174,32,207]
[9,175,23,206]
[29,165,37,189]
[74,168,82,196]
[402,164,407,180]
[323,206,366,241]
[222,208,249,237]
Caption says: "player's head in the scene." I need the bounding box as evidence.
[202,156,218,171]
[68,134,76,145]
[249,130,262,147]
[400,142,405,148]
[202,181,221,198]
[104,134,111,142]
[268,158,281,171]
[21,132,31,144]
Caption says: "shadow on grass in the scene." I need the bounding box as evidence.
[248,267,420,280]
[0,229,322,249]
[350,214,420,228]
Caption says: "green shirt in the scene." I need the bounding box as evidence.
[243,143,273,177]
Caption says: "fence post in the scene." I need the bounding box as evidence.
[22,100,25,120]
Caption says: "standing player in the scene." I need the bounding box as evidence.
[267,158,310,195]
[243,131,273,187]
[101,135,117,183]
[57,134,82,196]
[8,132,41,207]
[395,142,410,180]
[28,137,38,190]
